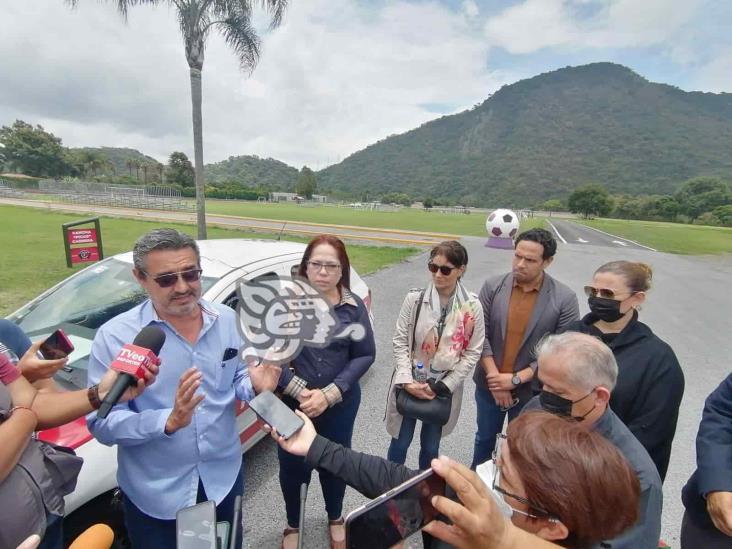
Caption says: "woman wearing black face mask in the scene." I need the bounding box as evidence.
[563,261,684,482]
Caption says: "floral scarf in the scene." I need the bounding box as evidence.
[413,280,479,374]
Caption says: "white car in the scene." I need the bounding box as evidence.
[7,238,372,546]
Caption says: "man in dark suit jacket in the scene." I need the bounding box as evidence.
[471,228,579,469]
[681,373,732,547]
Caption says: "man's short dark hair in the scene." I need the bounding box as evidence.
[515,228,557,259]
[133,228,200,271]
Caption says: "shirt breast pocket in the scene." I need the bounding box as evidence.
[215,357,239,391]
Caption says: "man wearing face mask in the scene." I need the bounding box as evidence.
[524,332,663,549]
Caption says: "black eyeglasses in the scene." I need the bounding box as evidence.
[428,262,457,276]
[306,261,341,275]
[583,286,633,300]
[492,433,560,522]
[142,268,203,288]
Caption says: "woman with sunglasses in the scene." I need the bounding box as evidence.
[564,260,684,481]
[385,241,484,470]
[276,235,376,549]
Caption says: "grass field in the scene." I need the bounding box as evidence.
[205,201,547,237]
[575,218,732,255]
[0,205,419,317]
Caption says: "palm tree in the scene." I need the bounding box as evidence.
[68,0,289,239]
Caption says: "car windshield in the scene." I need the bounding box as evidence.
[8,257,217,334]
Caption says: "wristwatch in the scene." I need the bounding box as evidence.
[511,374,522,387]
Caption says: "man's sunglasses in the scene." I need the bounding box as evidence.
[583,286,633,300]
[428,262,458,276]
[142,268,203,288]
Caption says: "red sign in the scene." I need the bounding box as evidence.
[70,247,100,265]
[69,228,98,245]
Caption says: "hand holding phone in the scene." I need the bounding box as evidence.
[264,408,316,457]
[345,468,446,549]
[249,390,304,440]
[39,329,74,360]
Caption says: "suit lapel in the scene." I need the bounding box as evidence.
[498,274,513,340]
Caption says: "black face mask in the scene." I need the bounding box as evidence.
[539,390,594,421]
[588,296,625,323]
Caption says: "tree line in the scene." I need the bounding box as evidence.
[559,179,732,227]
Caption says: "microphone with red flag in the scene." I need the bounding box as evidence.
[97,326,166,419]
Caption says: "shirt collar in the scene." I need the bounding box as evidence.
[139,298,220,330]
[513,273,544,292]
[337,288,358,307]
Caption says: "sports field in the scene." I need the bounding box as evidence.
[0,205,418,317]
[575,218,732,255]
[205,200,547,237]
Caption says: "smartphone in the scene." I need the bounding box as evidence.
[38,329,75,360]
[345,468,446,549]
[176,500,217,549]
[248,390,304,439]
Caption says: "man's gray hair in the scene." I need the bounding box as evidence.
[535,332,618,392]
[132,228,200,271]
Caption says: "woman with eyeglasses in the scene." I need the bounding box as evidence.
[385,241,484,470]
[267,409,640,549]
[564,260,684,481]
[276,234,376,549]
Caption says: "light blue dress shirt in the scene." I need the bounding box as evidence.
[87,299,254,520]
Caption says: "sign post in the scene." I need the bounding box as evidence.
[62,217,104,268]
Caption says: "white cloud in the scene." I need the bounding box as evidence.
[462,0,480,18]
[484,0,705,54]
[693,50,732,93]
[0,0,511,168]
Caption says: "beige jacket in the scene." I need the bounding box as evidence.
[385,287,485,438]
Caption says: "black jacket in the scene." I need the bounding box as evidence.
[565,312,684,480]
[682,373,732,530]
[305,435,449,549]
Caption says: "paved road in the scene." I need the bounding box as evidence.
[241,236,732,547]
[548,218,655,251]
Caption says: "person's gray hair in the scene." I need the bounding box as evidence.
[535,332,618,392]
[132,228,200,271]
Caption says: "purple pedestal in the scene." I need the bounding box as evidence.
[485,236,514,249]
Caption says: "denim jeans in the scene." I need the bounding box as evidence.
[471,384,531,469]
[122,464,244,549]
[387,415,443,471]
[278,384,362,528]
[38,514,63,549]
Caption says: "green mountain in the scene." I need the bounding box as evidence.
[204,155,298,190]
[317,63,732,207]
[69,147,160,176]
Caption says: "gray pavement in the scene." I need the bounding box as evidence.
[549,218,655,251]
[242,236,732,547]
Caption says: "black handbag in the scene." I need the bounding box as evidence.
[395,290,453,426]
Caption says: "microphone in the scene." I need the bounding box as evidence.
[68,524,114,549]
[298,482,308,549]
[97,326,165,419]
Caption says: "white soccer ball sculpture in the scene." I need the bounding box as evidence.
[486,208,519,239]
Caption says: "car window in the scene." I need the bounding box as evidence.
[222,271,278,310]
[9,258,216,333]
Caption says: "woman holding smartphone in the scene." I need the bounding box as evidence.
[385,240,484,470]
[276,235,376,549]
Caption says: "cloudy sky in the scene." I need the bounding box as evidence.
[1,0,730,169]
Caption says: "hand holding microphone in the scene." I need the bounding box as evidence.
[97,326,165,419]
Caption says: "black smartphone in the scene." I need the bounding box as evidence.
[248,390,304,439]
[176,500,217,549]
[39,328,75,360]
[345,468,446,549]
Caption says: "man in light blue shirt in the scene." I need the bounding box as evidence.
[87,228,279,549]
